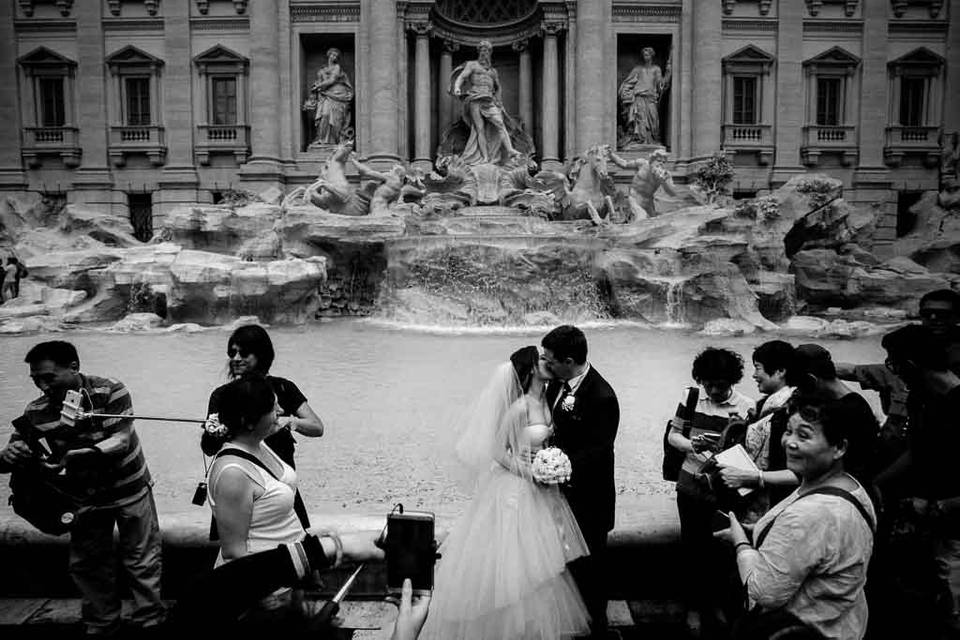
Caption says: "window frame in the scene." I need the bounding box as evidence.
[721,45,774,128]
[18,47,76,130]
[105,45,164,129]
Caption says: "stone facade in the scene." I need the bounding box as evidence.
[0,0,956,251]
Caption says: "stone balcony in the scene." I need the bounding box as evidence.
[21,126,81,169]
[194,124,250,165]
[108,124,167,167]
[800,124,858,167]
[883,125,941,168]
[721,123,774,165]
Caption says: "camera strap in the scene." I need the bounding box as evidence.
[217,448,280,481]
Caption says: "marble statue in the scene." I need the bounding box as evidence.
[941,131,959,188]
[607,146,677,220]
[304,48,354,146]
[534,145,617,225]
[451,40,523,166]
[353,157,426,217]
[618,47,671,148]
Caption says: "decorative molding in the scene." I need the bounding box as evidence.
[189,15,250,31]
[722,19,778,33]
[723,44,775,74]
[888,46,944,74]
[892,0,943,18]
[759,0,772,15]
[542,20,567,36]
[14,18,77,32]
[289,3,361,23]
[144,0,159,16]
[103,17,165,32]
[108,0,120,15]
[196,0,208,13]
[19,0,74,16]
[888,20,948,34]
[407,21,432,36]
[722,0,736,15]
[511,39,529,53]
[441,39,460,53]
[233,0,248,14]
[803,20,864,34]
[430,20,544,49]
[611,3,682,23]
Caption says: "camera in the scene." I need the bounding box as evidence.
[384,510,437,595]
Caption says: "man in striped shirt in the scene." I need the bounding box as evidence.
[0,341,164,635]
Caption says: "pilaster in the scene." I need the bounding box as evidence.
[772,0,805,181]
[438,40,458,138]
[410,21,432,169]
[542,23,563,168]
[691,0,722,158]
[945,0,960,133]
[0,0,26,188]
[161,0,198,203]
[857,0,888,170]
[73,0,112,206]
[514,39,533,135]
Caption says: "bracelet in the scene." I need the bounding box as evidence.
[735,541,753,553]
[757,470,765,489]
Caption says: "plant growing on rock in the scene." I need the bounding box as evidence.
[795,178,837,210]
[218,189,263,208]
[694,151,735,203]
[756,195,780,221]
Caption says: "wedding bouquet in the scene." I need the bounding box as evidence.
[532,447,572,485]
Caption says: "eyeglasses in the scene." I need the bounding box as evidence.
[227,347,250,358]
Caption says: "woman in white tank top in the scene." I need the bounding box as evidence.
[207,377,305,566]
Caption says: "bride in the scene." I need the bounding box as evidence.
[419,346,591,640]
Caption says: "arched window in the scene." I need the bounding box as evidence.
[434,0,537,25]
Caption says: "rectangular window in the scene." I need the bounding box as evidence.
[124,77,151,126]
[816,77,841,126]
[38,77,65,127]
[127,193,153,243]
[900,77,925,127]
[732,76,757,125]
[211,77,238,125]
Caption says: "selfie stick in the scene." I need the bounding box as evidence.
[314,563,365,627]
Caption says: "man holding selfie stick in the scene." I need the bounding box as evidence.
[0,340,165,635]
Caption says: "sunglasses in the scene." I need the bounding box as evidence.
[227,347,251,358]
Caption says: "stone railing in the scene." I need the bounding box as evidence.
[883,125,940,168]
[801,125,858,167]
[108,125,166,167]
[721,124,774,164]
[22,127,81,168]
[194,123,250,165]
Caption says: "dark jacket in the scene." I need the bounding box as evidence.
[547,366,620,535]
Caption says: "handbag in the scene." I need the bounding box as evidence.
[662,387,700,481]
[8,468,81,536]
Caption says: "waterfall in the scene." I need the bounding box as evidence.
[663,279,686,327]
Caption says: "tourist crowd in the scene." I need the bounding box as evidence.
[0,288,958,640]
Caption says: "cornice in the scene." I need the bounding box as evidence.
[290,2,360,23]
[612,3,682,23]
[13,18,76,32]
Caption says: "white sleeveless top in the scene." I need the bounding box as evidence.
[208,443,304,566]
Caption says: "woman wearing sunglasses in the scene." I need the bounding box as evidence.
[202,324,324,532]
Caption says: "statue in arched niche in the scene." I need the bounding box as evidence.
[618,46,671,148]
[304,47,354,146]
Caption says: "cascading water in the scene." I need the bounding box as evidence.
[663,279,687,328]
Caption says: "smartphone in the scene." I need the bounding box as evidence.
[385,510,436,595]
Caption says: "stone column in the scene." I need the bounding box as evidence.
[691,0,722,158]
[72,0,114,209]
[366,0,401,166]
[772,0,804,181]
[0,0,25,189]
[411,23,432,170]
[514,39,533,135]
[159,0,198,217]
[438,40,458,136]
[242,0,282,178]
[541,24,562,169]
[575,3,606,152]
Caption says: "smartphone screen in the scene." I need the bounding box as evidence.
[386,511,435,593]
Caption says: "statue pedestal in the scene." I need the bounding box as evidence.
[617,143,667,156]
[308,141,339,154]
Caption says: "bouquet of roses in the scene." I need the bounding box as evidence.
[532,447,572,485]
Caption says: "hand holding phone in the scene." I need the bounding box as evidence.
[385,510,437,595]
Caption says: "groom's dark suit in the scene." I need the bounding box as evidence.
[548,365,619,635]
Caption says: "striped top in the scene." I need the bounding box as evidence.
[14,374,152,508]
[672,388,755,497]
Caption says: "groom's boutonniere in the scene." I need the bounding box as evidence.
[560,394,576,412]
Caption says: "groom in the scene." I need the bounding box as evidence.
[542,325,620,638]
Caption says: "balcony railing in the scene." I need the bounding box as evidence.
[801,125,858,167]
[108,125,166,166]
[883,125,941,168]
[194,124,250,164]
[22,127,82,168]
[721,124,774,164]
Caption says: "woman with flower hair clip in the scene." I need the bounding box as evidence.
[419,345,590,640]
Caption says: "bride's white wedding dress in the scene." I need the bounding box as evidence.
[419,422,591,640]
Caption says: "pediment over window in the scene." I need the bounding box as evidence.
[803,47,860,72]
[723,45,775,73]
[106,45,165,70]
[19,46,77,70]
[889,47,944,75]
[194,45,249,73]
